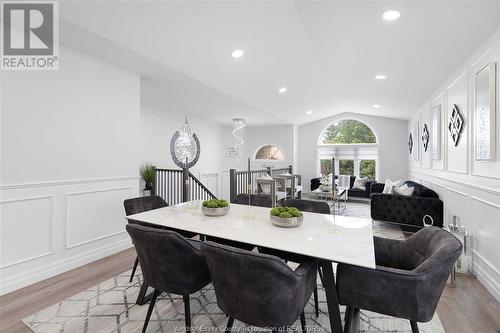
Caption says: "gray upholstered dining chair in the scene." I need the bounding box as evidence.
[336,226,462,333]
[232,193,273,207]
[124,195,196,282]
[201,241,317,332]
[126,224,211,333]
[259,198,331,317]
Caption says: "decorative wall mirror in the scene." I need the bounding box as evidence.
[408,133,413,154]
[474,63,496,161]
[422,124,430,152]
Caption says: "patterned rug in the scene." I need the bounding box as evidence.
[23,202,444,332]
[23,268,444,333]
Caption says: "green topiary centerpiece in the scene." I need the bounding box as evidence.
[270,206,303,228]
[202,199,230,216]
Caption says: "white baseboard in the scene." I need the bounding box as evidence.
[473,251,500,303]
[0,238,133,296]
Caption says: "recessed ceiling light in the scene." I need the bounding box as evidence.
[278,87,288,94]
[382,10,400,21]
[306,110,313,115]
[375,74,387,80]
[372,104,381,109]
[231,49,244,58]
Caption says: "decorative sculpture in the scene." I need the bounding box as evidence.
[422,124,430,152]
[170,117,200,169]
[448,104,464,146]
[408,133,413,154]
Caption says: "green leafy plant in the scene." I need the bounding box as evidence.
[140,163,155,190]
[202,199,229,208]
[270,206,302,219]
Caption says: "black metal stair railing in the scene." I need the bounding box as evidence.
[154,168,217,205]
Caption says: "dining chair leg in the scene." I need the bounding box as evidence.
[225,317,234,332]
[130,257,139,283]
[313,287,319,317]
[410,321,419,333]
[300,311,307,333]
[142,289,159,333]
[346,308,360,333]
[317,266,324,286]
[183,294,191,333]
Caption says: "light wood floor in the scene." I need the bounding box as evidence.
[1,248,499,333]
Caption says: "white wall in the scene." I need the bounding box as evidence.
[408,28,500,302]
[140,106,223,196]
[0,47,140,295]
[297,112,408,191]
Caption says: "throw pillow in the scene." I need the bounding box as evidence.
[394,184,415,196]
[382,178,402,194]
[353,177,368,190]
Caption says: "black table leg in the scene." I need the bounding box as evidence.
[319,259,343,333]
[136,281,153,305]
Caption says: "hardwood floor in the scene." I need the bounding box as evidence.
[0,248,136,333]
[1,248,499,333]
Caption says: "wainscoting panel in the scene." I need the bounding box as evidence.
[199,173,219,198]
[66,187,133,249]
[0,177,139,295]
[0,196,54,268]
[471,197,500,301]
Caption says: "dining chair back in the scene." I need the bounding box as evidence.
[282,198,330,214]
[201,241,316,331]
[126,224,210,332]
[232,193,272,207]
[336,226,462,333]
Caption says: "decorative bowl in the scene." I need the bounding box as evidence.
[202,205,230,217]
[270,214,303,228]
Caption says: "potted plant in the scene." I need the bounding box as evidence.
[202,199,230,216]
[140,163,155,195]
[270,206,303,228]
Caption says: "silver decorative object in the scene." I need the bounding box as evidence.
[170,117,200,169]
[448,104,464,147]
[422,124,430,152]
[202,205,230,217]
[270,214,303,228]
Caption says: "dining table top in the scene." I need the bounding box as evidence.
[126,200,376,269]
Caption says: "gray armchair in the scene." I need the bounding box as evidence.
[201,241,317,332]
[336,226,462,333]
[126,224,211,333]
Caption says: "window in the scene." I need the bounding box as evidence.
[339,160,354,175]
[320,119,376,144]
[360,160,376,179]
[320,159,332,175]
[255,145,284,160]
[318,119,378,179]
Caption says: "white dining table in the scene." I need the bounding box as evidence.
[126,200,376,333]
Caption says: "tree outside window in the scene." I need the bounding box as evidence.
[360,160,376,179]
[339,160,354,175]
[320,119,376,144]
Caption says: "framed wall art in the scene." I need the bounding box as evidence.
[474,63,496,161]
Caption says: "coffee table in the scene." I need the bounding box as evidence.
[310,187,348,214]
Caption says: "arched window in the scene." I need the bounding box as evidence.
[255,145,284,160]
[318,119,378,179]
[320,119,376,144]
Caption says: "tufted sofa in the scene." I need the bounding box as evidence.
[370,181,443,228]
[310,175,376,198]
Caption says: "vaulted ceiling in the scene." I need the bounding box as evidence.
[59,1,500,125]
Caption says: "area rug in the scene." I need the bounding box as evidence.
[23,268,444,333]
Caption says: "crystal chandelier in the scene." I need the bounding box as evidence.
[232,118,246,158]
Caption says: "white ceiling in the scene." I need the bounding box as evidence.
[58,1,500,125]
